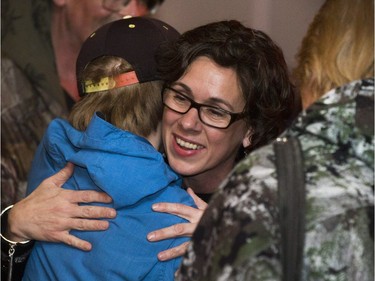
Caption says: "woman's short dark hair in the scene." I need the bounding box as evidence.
[156,20,299,154]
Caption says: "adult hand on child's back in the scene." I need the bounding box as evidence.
[7,163,116,251]
[147,188,207,261]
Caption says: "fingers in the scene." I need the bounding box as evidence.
[44,162,74,188]
[73,205,116,219]
[157,242,190,261]
[147,222,196,242]
[186,188,208,210]
[67,189,113,204]
[5,163,117,251]
[41,163,113,204]
[152,202,201,222]
[70,218,110,231]
[59,233,92,251]
[150,200,204,245]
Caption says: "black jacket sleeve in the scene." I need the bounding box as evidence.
[1,209,34,281]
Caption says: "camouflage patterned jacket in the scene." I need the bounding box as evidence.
[177,78,374,281]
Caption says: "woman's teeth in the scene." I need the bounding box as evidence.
[176,137,203,150]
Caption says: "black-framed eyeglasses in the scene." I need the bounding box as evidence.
[102,0,131,12]
[162,86,246,129]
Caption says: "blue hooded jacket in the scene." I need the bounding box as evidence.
[23,113,196,281]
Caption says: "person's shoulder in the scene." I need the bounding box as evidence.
[231,143,276,180]
[205,142,278,233]
[322,78,374,102]
[45,118,71,134]
[42,118,76,151]
[222,143,277,199]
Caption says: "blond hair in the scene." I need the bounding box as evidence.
[69,56,163,138]
[293,0,374,108]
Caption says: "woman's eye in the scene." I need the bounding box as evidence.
[173,93,189,103]
[205,107,227,119]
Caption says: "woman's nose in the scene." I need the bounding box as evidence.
[177,107,202,131]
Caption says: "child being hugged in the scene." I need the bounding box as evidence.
[23,17,195,281]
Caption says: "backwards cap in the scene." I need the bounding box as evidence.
[76,17,180,95]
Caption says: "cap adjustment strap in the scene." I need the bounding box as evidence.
[83,71,139,94]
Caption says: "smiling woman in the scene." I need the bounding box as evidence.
[156,21,298,195]
[2,19,299,278]
[161,57,249,194]
[146,20,299,262]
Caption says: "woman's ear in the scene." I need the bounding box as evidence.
[242,129,252,148]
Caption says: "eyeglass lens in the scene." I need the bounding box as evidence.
[163,88,234,129]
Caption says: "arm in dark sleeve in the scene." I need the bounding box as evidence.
[1,207,35,281]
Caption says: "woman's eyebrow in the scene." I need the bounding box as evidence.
[171,81,237,111]
[170,81,192,94]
